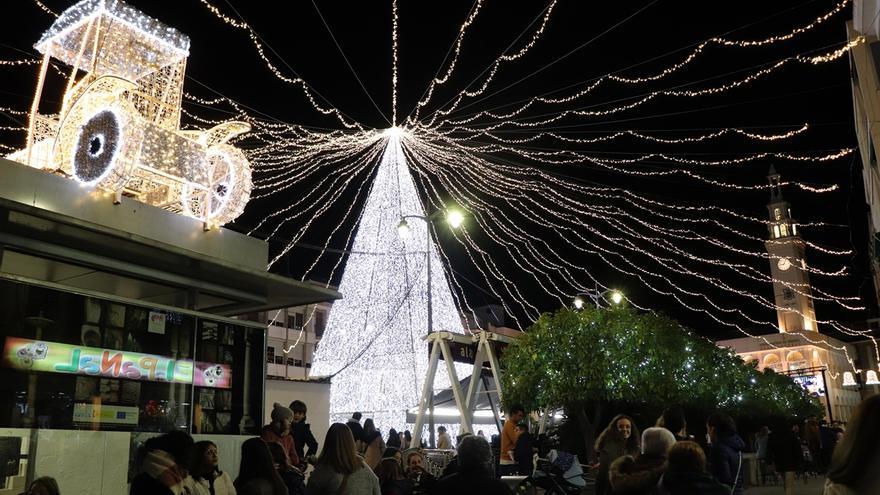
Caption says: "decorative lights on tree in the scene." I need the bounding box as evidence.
[310,131,468,428]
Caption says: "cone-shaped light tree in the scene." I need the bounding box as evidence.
[311,132,467,429]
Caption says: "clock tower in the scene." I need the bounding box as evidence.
[765,166,818,333]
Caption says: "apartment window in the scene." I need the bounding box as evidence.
[315,310,327,338]
[288,312,304,329]
[267,346,275,364]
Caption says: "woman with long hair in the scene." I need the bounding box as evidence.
[191,440,236,495]
[362,419,386,470]
[307,423,381,495]
[823,394,880,494]
[386,428,401,449]
[594,414,640,495]
[374,457,412,495]
[234,438,288,495]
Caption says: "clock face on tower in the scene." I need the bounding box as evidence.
[777,258,792,271]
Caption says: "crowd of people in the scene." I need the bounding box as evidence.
[20,393,878,495]
[590,395,880,495]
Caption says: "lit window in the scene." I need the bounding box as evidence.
[780,224,788,237]
[792,224,797,236]
[773,225,781,238]
[774,208,782,220]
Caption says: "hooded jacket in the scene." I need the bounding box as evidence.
[708,434,745,495]
[609,455,666,495]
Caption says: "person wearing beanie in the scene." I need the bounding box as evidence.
[261,402,300,468]
[609,427,675,495]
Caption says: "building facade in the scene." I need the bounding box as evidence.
[717,171,867,422]
[849,0,880,309]
[264,297,332,380]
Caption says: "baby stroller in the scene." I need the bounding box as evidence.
[530,450,588,495]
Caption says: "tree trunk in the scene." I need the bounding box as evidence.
[574,402,603,463]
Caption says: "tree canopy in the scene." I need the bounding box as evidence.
[501,307,823,456]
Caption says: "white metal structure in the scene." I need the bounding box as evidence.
[411,330,514,447]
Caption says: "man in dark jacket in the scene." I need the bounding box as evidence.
[706,413,745,495]
[431,436,512,495]
[513,423,535,475]
[347,411,366,446]
[767,419,802,495]
[289,399,319,467]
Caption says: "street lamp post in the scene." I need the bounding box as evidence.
[573,286,624,309]
[397,208,463,447]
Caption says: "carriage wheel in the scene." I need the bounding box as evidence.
[182,144,252,225]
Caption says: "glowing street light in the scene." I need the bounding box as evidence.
[397,209,466,336]
[573,288,625,309]
[397,218,412,238]
[447,209,465,229]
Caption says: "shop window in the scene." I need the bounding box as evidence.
[0,278,264,436]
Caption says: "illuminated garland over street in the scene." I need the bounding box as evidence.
[4,0,876,405]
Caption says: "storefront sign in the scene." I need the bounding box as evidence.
[2,337,231,389]
[73,403,140,425]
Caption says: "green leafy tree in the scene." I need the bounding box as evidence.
[501,307,822,459]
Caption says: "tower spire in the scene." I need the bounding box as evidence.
[764,168,818,333]
[768,164,783,203]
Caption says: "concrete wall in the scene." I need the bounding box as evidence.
[0,428,259,495]
[265,379,331,453]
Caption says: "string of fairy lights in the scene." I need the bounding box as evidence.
[4,0,877,406]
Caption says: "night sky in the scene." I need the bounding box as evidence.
[0,0,873,340]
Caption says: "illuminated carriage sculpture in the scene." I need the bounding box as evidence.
[8,0,252,227]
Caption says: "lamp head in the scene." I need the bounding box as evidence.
[573,297,585,310]
[397,218,411,238]
[446,209,465,229]
[609,290,624,305]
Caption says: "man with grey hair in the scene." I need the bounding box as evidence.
[430,436,512,495]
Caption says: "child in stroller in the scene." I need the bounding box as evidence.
[531,450,588,495]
